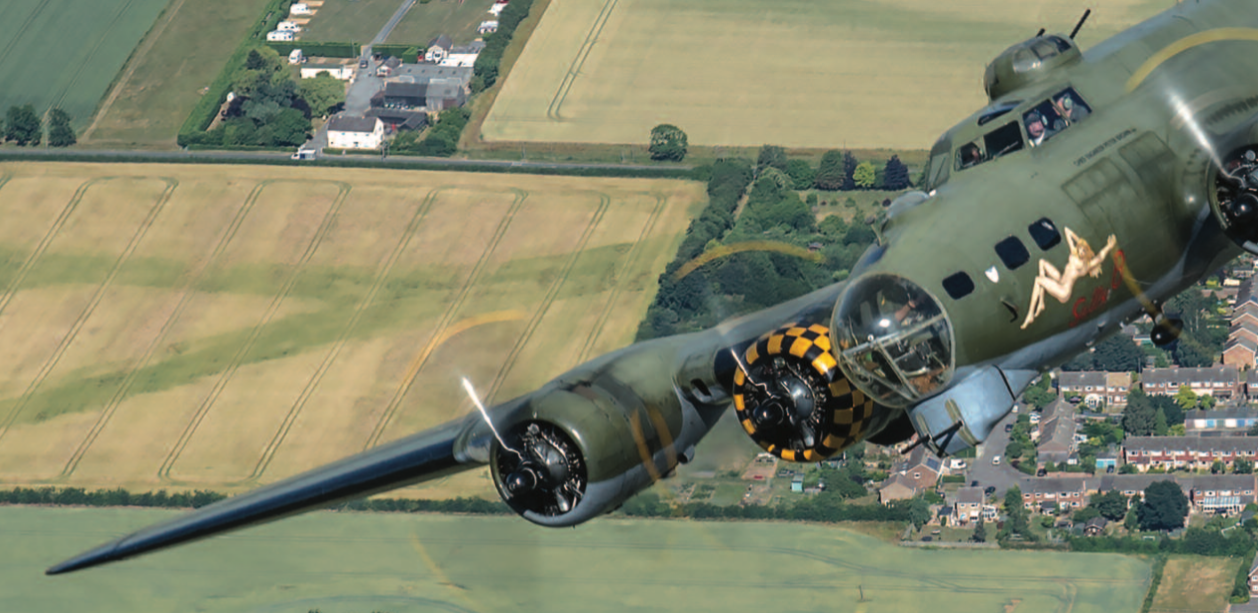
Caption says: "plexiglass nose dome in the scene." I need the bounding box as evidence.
[830,273,955,407]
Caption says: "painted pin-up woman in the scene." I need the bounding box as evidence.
[1020,228,1118,329]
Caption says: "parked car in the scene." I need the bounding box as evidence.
[992,456,1001,466]
[1005,423,1014,433]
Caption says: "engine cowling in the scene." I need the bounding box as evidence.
[489,379,680,527]
[732,323,880,462]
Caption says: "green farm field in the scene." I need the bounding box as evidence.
[0,162,701,498]
[4,506,1151,613]
[1149,555,1241,612]
[481,0,1171,149]
[0,0,171,131]
[81,0,272,147]
[298,0,497,48]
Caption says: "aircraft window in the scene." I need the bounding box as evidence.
[1012,48,1040,72]
[1032,39,1059,60]
[927,137,952,189]
[978,100,1022,126]
[955,142,985,171]
[995,236,1030,269]
[1048,35,1073,52]
[1024,88,1092,147]
[983,121,1024,160]
[1028,217,1062,250]
[942,272,975,300]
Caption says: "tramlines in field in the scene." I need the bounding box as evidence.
[482,0,1168,149]
[0,162,702,495]
[0,0,170,129]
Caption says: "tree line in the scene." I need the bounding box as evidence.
[636,146,897,340]
[3,105,76,147]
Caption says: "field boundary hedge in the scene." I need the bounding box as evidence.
[266,41,361,58]
[0,149,696,179]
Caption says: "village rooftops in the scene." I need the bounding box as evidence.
[1059,372,1106,389]
[1185,408,1258,422]
[956,487,983,504]
[1097,474,1188,496]
[1142,366,1240,387]
[327,116,380,133]
[1124,436,1258,454]
[1021,477,1088,495]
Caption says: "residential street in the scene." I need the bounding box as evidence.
[963,406,1025,497]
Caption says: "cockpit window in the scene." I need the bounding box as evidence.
[926,136,952,190]
[955,121,1024,172]
[1023,87,1092,147]
[978,100,1022,126]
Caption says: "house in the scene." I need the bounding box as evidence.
[327,116,384,150]
[954,487,984,525]
[878,473,916,505]
[1084,517,1108,536]
[377,56,403,77]
[1123,436,1258,472]
[1021,477,1090,511]
[424,78,467,112]
[441,41,486,68]
[425,35,454,62]
[1184,408,1258,433]
[1096,474,1188,499]
[898,446,943,492]
[478,20,499,34]
[1141,366,1242,400]
[266,30,295,42]
[1058,372,1107,407]
[300,63,354,80]
[277,20,301,32]
[290,2,313,15]
[1038,411,1078,464]
[1190,475,1257,515]
[1225,336,1258,369]
[1105,373,1132,408]
[374,82,427,109]
[1248,550,1258,597]
[366,108,427,131]
[288,49,304,64]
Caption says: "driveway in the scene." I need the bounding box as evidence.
[963,405,1029,497]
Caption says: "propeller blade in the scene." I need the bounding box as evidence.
[47,418,477,575]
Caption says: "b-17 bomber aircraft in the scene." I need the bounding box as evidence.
[47,0,1258,574]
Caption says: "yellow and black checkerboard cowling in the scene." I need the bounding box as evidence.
[732,323,876,462]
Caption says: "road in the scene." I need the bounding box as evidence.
[963,405,1029,498]
[0,147,687,174]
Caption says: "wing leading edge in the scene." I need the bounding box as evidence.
[46,417,480,575]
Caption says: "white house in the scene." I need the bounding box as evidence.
[277,21,301,32]
[424,35,453,63]
[300,63,354,80]
[288,49,304,64]
[290,3,313,15]
[327,116,384,150]
[266,30,294,42]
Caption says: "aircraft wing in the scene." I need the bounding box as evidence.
[46,413,491,575]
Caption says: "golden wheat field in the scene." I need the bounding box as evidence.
[0,162,703,497]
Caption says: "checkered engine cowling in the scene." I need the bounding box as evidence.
[732,324,875,463]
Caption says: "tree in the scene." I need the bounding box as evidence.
[972,517,987,543]
[47,108,75,147]
[841,151,859,190]
[1043,461,1057,473]
[785,159,816,190]
[882,155,912,190]
[648,124,687,161]
[1119,463,1138,474]
[1154,408,1168,436]
[1091,490,1129,521]
[1122,389,1158,436]
[5,104,40,145]
[853,161,877,189]
[1212,460,1226,474]
[298,73,345,117]
[1237,459,1254,474]
[756,145,787,172]
[1021,375,1056,409]
[815,150,845,190]
[1137,480,1188,531]
[1175,385,1198,409]
[269,108,311,147]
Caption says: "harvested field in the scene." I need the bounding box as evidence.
[0,162,702,494]
[481,0,1169,149]
[1149,555,1241,613]
[7,506,1151,613]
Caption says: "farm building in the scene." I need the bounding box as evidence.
[327,116,384,150]
[425,35,453,62]
[291,3,313,15]
[392,64,473,91]
[301,63,353,80]
[366,108,427,131]
[267,30,295,42]
[441,42,486,68]
[371,79,466,112]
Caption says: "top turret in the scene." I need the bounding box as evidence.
[984,35,1082,101]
